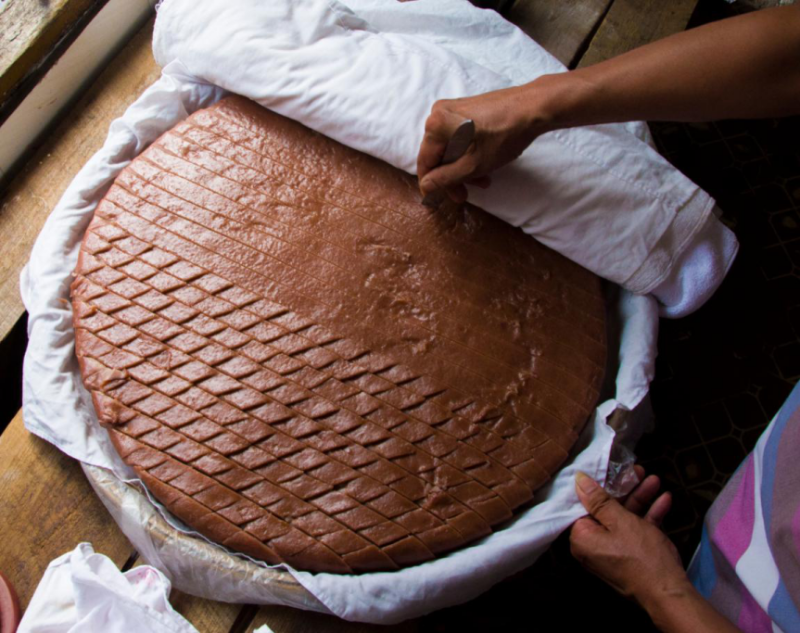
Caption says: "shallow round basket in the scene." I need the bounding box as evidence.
[82,463,328,611]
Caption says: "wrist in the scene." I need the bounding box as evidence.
[520,72,599,135]
[638,577,701,628]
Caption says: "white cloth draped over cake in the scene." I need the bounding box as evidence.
[153,0,738,317]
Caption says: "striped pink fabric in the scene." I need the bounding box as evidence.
[689,382,800,632]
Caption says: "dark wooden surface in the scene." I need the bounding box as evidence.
[578,0,701,68]
[0,411,134,612]
[0,0,702,630]
[507,0,614,67]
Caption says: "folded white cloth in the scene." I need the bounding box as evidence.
[153,0,737,317]
[651,208,739,317]
[17,543,198,633]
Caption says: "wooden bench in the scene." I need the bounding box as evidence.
[0,1,701,630]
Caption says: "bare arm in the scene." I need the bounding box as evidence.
[418,5,800,199]
[542,5,800,126]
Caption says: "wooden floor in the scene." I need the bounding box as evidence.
[0,0,700,630]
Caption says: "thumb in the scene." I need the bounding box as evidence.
[575,471,625,529]
[570,516,604,541]
[419,156,475,196]
[569,516,607,559]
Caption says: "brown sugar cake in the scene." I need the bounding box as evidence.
[71,95,607,574]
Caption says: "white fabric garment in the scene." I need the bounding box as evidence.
[651,209,739,318]
[17,0,696,623]
[330,0,740,319]
[153,0,737,315]
[17,543,198,633]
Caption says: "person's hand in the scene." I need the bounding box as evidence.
[416,84,551,203]
[569,470,688,609]
[620,464,671,520]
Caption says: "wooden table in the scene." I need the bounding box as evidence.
[0,1,699,630]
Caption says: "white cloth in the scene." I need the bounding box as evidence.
[17,543,198,633]
[17,0,692,623]
[153,0,737,316]
[651,209,739,317]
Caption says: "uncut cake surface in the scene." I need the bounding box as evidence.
[71,96,607,573]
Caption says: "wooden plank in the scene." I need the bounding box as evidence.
[246,605,419,633]
[0,410,135,611]
[578,0,699,68]
[0,0,153,186]
[168,590,243,632]
[0,0,107,120]
[0,18,159,344]
[507,0,613,67]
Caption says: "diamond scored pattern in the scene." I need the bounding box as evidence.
[76,242,521,572]
[72,97,605,573]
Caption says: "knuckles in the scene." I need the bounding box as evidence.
[426,99,461,133]
[431,98,454,113]
[425,103,451,132]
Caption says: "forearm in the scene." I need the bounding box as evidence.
[528,5,800,131]
[640,581,742,633]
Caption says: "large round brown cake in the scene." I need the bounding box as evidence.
[71,96,606,573]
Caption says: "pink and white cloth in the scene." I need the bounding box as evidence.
[690,382,800,632]
[17,544,197,633]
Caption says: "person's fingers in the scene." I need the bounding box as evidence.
[419,153,477,196]
[633,464,645,481]
[644,491,672,527]
[575,471,625,529]
[623,474,662,516]
[569,516,603,550]
[417,132,448,191]
[416,105,466,186]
